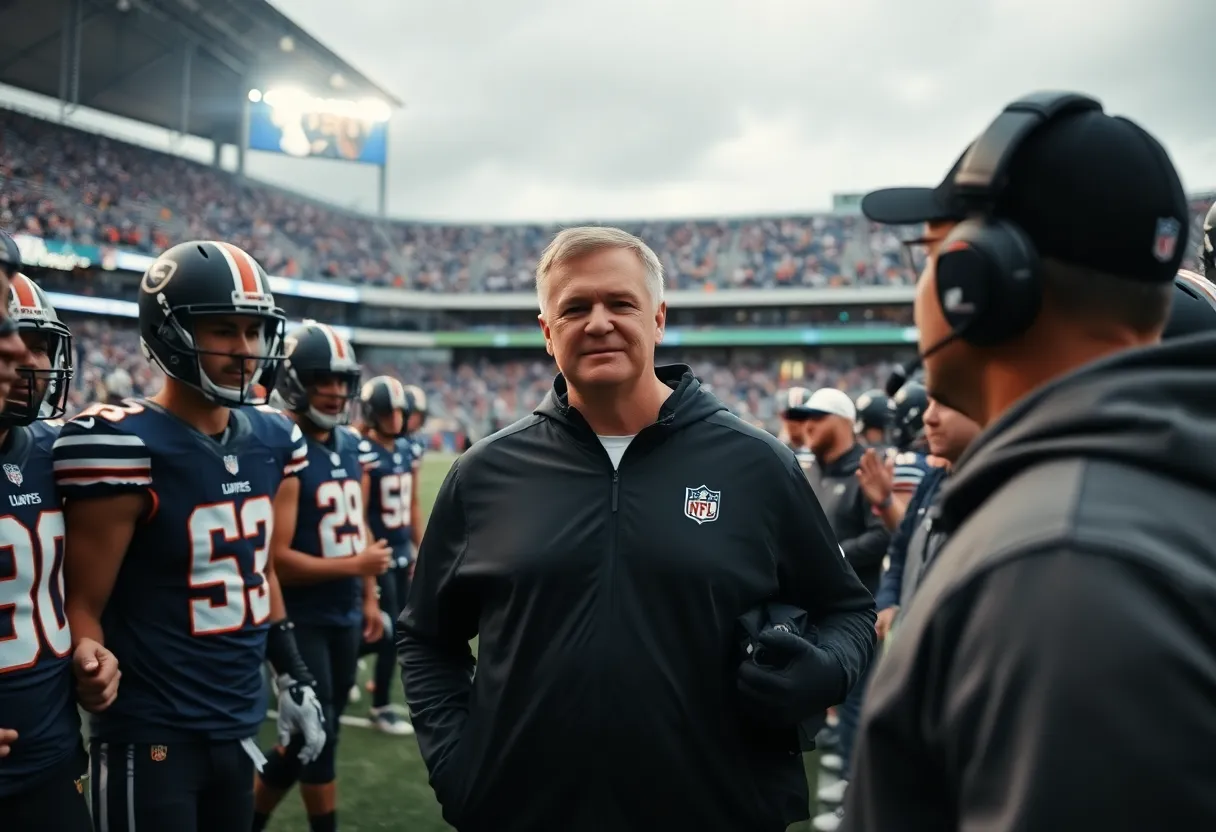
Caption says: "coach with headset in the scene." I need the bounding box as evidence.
[840,92,1216,831]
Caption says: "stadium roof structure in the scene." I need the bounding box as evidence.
[0,0,402,147]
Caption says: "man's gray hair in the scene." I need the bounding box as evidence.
[535,226,665,314]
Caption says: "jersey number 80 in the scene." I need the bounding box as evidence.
[0,511,71,673]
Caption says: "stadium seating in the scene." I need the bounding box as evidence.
[9,107,1208,293]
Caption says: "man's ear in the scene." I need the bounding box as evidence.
[538,312,554,356]
[655,300,666,344]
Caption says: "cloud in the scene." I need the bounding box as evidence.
[248,0,1215,221]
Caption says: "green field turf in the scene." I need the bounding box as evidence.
[260,452,823,831]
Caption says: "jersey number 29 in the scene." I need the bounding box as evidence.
[317,480,367,558]
[0,511,71,673]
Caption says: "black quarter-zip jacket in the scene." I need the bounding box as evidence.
[399,365,876,832]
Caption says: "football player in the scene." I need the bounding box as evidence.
[852,389,890,448]
[254,321,389,832]
[1200,201,1215,276]
[55,241,326,832]
[857,380,934,533]
[357,375,419,735]
[777,386,816,474]
[0,273,114,830]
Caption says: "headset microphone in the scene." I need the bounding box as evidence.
[884,331,962,396]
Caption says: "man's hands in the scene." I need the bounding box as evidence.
[0,727,17,758]
[363,597,385,643]
[72,638,120,713]
[276,675,327,764]
[737,628,846,726]
[875,606,898,640]
[856,447,895,508]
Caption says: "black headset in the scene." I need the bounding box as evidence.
[933,91,1104,347]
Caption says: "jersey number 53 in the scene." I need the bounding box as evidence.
[187,497,273,636]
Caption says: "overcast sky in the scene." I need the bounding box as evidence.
[4,0,1212,223]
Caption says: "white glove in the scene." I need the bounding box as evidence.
[276,674,326,764]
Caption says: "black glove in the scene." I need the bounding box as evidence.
[737,627,846,727]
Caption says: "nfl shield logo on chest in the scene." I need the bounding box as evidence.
[684,485,721,525]
[223,455,240,476]
[3,463,22,487]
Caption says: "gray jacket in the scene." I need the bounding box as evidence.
[843,335,1216,832]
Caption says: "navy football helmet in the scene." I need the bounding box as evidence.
[360,375,412,436]
[853,389,890,436]
[888,381,928,451]
[138,240,286,407]
[1165,269,1216,339]
[274,320,361,429]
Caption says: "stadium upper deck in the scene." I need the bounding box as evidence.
[8,107,1209,295]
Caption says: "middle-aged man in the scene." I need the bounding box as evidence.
[842,91,1216,831]
[400,225,876,832]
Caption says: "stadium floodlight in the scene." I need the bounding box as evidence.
[248,89,263,103]
[260,87,392,123]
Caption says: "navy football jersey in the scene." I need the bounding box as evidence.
[364,435,415,564]
[0,420,78,797]
[408,433,425,467]
[52,400,308,742]
[281,425,375,627]
[886,448,932,497]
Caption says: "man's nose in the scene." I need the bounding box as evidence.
[584,303,613,334]
[235,334,261,357]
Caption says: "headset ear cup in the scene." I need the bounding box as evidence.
[934,219,1042,346]
[934,219,995,340]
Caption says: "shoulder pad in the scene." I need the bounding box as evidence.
[61,400,149,437]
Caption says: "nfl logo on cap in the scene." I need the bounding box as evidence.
[223,455,239,476]
[1154,217,1181,263]
[2,464,21,487]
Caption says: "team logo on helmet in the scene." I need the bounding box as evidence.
[141,259,178,294]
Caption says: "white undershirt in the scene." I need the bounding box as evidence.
[598,434,636,470]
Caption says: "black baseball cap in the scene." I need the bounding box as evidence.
[860,148,970,226]
[862,105,1190,282]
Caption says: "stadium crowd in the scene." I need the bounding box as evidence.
[63,317,894,446]
[8,107,1212,294]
